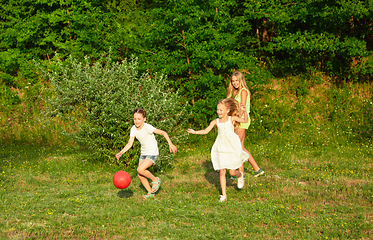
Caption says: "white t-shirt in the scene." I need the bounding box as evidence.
[130,123,159,155]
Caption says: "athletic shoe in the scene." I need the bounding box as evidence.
[219,195,227,202]
[237,172,245,189]
[253,168,264,177]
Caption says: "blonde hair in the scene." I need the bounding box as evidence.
[218,98,240,132]
[226,71,251,98]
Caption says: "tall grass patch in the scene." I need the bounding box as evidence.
[0,93,77,147]
[247,74,373,148]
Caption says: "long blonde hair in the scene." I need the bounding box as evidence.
[227,71,251,98]
[218,98,240,133]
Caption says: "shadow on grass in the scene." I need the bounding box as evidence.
[117,189,134,198]
[202,160,233,192]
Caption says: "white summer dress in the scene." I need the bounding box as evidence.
[211,116,250,170]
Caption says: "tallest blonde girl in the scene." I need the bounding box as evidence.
[227,71,264,177]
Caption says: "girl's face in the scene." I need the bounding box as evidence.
[217,103,229,119]
[133,113,146,129]
[231,76,241,89]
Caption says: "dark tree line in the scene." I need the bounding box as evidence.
[1,0,372,123]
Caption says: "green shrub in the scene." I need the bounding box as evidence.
[0,84,21,108]
[37,53,187,171]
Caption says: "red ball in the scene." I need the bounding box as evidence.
[113,171,131,189]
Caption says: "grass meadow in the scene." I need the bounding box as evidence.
[1,133,372,239]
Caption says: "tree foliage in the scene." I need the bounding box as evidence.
[0,0,145,109]
[138,0,270,124]
[134,0,373,124]
[246,0,373,80]
[1,0,373,127]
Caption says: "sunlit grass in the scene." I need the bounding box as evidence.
[1,137,372,239]
[0,76,372,238]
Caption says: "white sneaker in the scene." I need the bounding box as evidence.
[219,195,227,202]
[237,172,245,189]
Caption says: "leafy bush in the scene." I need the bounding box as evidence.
[0,84,21,108]
[37,53,187,171]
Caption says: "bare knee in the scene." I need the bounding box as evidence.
[220,169,226,176]
[228,169,237,176]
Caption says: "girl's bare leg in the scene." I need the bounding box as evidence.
[229,169,242,178]
[137,159,157,193]
[219,169,227,197]
[238,128,260,172]
[229,169,244,188]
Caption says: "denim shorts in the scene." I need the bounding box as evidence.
[139,155,159,165]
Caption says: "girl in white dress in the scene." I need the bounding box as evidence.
[187,98,250,202]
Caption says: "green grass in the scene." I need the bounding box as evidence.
[1,138,372,239]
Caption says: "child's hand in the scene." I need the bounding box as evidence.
[240,103,246,111]
[187,128,195,134]
[115,152,122,163]
[169,144,177,154]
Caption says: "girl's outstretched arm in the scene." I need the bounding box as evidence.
[153,129,177,154]
[116,137,135,162]
[187,119,217,135]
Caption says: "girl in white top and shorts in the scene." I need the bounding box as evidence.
[116,108,177,198]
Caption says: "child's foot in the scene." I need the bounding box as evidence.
[253,168,264,177]
[151,177,162,193]
[237,172,245,189]
[219,195,227,202]
[142,192,155,199]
